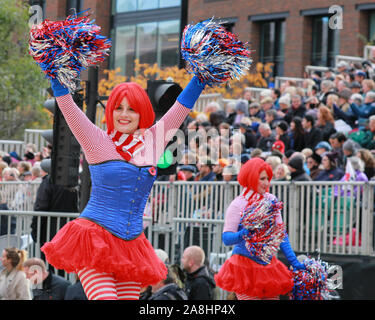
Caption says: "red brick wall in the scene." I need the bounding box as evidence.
[188,0,374,77]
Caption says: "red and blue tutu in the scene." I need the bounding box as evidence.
[41,218,167,287]
[215,254,293,298]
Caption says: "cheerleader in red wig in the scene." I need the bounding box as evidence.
[39,72,205,300]
[214,158,305,300]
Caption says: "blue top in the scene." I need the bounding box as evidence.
[79,160,157,240]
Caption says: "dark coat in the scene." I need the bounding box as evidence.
[32,272,70,300]
[148,283,187,300]
[64,281,87,300]
[184,266,216,300]
[31,175,78,244]
[313,167,345,181]
[303,127,323,150]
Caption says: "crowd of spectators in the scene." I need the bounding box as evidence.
[165,57,375,185]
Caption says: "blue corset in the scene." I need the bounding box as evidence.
[79,161,157,240]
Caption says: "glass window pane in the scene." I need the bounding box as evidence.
[369,11,375,42]
[311,16,339,67]
[159,0,181,8]
[114,25,136,76]
[158,20,180,68]
[137,22,157,65]
[116,0,137,13]
[137,0,158,10]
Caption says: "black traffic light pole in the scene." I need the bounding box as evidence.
[79,66,99,211]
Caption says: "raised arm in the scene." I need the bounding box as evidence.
[145,76,205,165]
[51,79,109,160]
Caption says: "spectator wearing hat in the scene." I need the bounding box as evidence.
[284,94,306,124]
[260,96,274,113]
[307,153,322,180]
[354,70,367,84]
[349,81,362,94]
[195,158,216,182]
[314,152,344,181]
[337,88,352,112]
[212,158,229,181]
[249,102,265,123]
[179,165,196,181]
[222,165,238,182]
[275,120,290,151]
[314,141,332,156]
[336,61,349,74]
[302,114,322,150]
[287,155,312,181]
[271,140,285,155]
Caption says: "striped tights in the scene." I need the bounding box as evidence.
[78,268,141,300]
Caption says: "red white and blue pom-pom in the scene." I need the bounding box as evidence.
[181,18,252,86]
[29,10,111,92]
[240,198,285,264]
[289,257,331,300]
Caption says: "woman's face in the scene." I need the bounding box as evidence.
[1,250,10,269]
[322,156,331,170]
[257,170,270,194]
[113,97,140,134]
[275,165,285,179]
[306,157,316,169]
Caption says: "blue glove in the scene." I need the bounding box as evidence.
[280,235,305,270]
[222,229,250,246]
[176,75,205,109]
[50,78,70,97]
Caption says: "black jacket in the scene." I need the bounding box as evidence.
[32,272,71,300]
[184,266,216,300]
[64,281,87,300]
[31,175,78,244]
[148,283,187,300]
[303,127,323,150]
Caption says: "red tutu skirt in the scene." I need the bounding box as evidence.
[214,254,293,298]
[41,218,167,287]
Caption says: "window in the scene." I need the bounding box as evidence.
[369,11,375,42]
[311,15,340,67]
[113,20,180,76]
[259,20,285,76]
[115,0,180,13]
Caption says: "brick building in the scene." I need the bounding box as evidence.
[32,0,375,79]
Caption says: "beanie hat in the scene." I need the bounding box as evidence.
[288,155,304,171]
[271,140,285,154]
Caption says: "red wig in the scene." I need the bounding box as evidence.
[237,158,273,193]
[105,82,155,134]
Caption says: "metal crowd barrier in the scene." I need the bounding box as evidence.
[0,180,374,287]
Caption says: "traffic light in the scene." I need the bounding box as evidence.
[147,79,182,177]
[147,79,182,121]
[41,92,82,187]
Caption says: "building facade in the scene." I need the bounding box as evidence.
[33,0,375,80]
